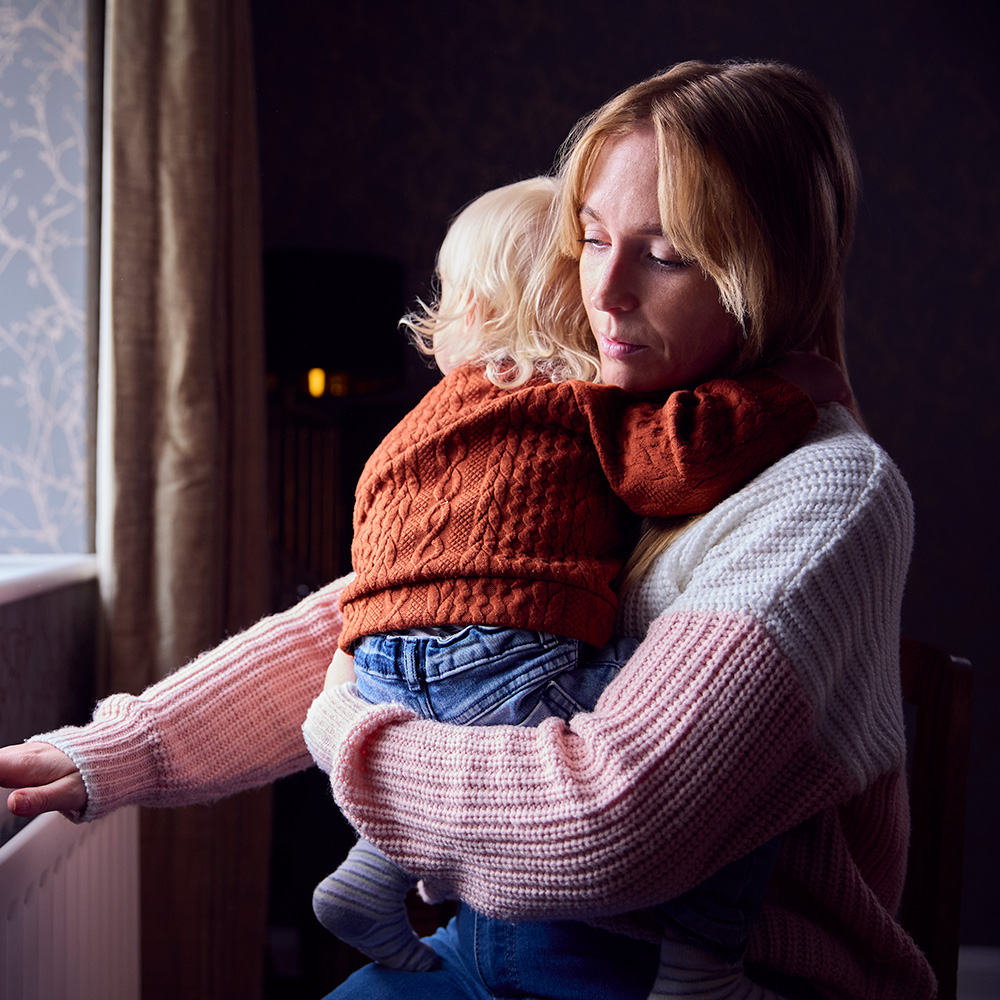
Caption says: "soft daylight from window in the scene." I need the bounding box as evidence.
[0,0,88,553]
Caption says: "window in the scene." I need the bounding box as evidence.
[0,0,89,554]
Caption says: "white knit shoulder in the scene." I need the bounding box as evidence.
[618,405,915,789]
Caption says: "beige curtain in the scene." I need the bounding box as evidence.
[96,1,271,996]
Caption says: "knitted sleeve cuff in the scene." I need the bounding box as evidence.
[32,695,169,822]
[302,683,416,781]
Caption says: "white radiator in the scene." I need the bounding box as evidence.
[0,806,140,1000]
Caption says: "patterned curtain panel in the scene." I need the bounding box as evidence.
[0,0,88,553]
[97,0,271,997]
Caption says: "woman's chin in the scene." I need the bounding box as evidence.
[600,355,666,393]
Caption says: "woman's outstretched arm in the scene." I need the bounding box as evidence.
[1,574,351,822]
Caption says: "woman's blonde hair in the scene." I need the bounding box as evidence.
[402,176,599,387]
[555,59,861,374]
[548,60,863,590]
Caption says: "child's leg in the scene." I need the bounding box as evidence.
[312,837,439,973]
[311,634,455,970]
[323,629,630,974]
[651,836,785,999]
[314,635,442,970]
[649,932,785,999]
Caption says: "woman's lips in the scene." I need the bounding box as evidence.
[598,334,646,360]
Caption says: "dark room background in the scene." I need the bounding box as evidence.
[250,0,998,987]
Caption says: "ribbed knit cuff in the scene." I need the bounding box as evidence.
[31,696,166,823]
[302,683,415,779]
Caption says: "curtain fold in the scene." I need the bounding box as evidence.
[97,1,271,996]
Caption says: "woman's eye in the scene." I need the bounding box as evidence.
[649,253,688,269]
[578,237,607,249]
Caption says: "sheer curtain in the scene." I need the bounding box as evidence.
[96,0,271,996]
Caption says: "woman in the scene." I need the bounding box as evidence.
[0,60,932,999]
[306,61,931,1000]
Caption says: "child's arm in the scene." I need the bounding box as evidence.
[766,352,853,408]
[577,367,822,518]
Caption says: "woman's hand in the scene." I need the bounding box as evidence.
[0,742,87,817]
[324,648,357,691]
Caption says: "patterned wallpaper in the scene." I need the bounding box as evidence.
[0,0,87,553]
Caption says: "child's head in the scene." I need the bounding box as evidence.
[403,177,599,387]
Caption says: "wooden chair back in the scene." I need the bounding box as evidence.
[898,637,974,1000]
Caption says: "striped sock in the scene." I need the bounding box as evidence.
[312,838,440,972]
[648,935,782,999]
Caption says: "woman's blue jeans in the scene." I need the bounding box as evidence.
[323,902,659,999]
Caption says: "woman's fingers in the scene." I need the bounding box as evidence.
[0,741,77,786]
[0,742,87,817]
[6,772,87,817]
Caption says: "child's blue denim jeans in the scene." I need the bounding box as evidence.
[353,625,635,727]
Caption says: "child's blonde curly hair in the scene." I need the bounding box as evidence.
[401,177,600,388]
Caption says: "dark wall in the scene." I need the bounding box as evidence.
[251,0,999,947]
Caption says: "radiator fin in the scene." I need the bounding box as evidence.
[0,807,139,1000]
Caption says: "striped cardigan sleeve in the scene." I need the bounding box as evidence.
[307,617,852,918]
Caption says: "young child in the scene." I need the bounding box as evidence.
[310,176,832,987]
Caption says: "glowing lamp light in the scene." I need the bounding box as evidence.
[307,368,326,398]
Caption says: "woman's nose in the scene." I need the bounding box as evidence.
[588,251,638,313]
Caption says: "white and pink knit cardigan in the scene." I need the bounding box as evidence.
[37,406,934,999]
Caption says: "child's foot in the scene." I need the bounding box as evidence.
[312,839,440,972]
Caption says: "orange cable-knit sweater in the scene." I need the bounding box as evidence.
[338,364,815,650]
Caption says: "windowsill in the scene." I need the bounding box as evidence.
[0,554,98,606]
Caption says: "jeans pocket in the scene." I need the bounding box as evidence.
[421,630,580,726]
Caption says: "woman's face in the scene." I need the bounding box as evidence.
[578,128,740,392]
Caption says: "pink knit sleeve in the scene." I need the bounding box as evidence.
[34,575,350,822]
[304,611,851,922]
